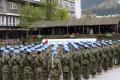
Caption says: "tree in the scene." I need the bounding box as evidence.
[54,8,69,20]
[19,3,44,28]
[19,0,69,28]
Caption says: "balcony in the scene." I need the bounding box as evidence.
[7,0,40,3]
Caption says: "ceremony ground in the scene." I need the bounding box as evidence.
[88,67,120,80]
[57,67,120,80]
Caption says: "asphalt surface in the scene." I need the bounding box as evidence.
[48,67,120,80]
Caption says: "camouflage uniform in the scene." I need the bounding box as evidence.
[0,54,3,80]
[72,52,82,80]
[11,58,20,80]
[42,52,51,80]
[96,48,103,73]
[102,47,109,71]
[61,53,72,80]
[108,46,114,69]
[2,57,10,80]
[34,54,45,80]
[23,55,34,80]
[19,54,25,80]
[81,50,90,80]
[90,48,97,77]
[114,44,120,66]
[49,58,62,80]
[117,44,120,65]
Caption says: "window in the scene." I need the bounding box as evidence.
[1,16,4,25]
[0,16,2,26]
[13,17,15,26]
[9,2,17,9]
[0,16,7,26]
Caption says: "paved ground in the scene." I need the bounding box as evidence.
[88,67,120,80]
[49,67,120,80]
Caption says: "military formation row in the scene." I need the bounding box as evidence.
[0,40,120,80]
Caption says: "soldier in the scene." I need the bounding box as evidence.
[81,50,90,80]
[114,43,120,66]
[23,52,34,80]
[42,48,51,80]
[72,51,82,80]
[96,47,103,74]
[2,54,10,80]
[11,56,20,80]
[108,45,114,69]
[8,53,13,80]
[49,53,62,80]
[117,43,120,66]
[102,46,109,71]
[89,48,97,77]
[19,52,26,80]
[61,52,72,80]
[34,51,45,80]
[56,47,63,60]
[0,52,3,80]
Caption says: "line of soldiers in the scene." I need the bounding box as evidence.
[0,40,120,80]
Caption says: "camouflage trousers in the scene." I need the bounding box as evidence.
[49,70,61,80]
[12,66,20,80]
[23,66,33,80]
[73,72,81,80]
[0,68,2,80]
[108,57,114,69]
[2,65,9,80]
[90,63,97,77]
[97,64,102,74]
[82,67,90,79]
[35,67,45,80]
[102,60,109,71]
[63,72,71,80]
[19,67,24,80]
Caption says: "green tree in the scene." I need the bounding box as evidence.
[19,3,43,28]
[55,8,69,20]
[19,0,69,27]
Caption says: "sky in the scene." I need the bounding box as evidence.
[81,0,104,9]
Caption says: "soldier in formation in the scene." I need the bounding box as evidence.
[0,40,119,80]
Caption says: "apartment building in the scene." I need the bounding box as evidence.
[0,0,81,39]
[58,0,75,17]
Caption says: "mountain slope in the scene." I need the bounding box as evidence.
[82,0,120,15]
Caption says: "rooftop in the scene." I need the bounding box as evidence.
[30,16,120,29]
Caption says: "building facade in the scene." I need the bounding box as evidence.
[58,0,81,18]
[0,0,80,27]
[0,0,80,39]
[0,0,20,27]
[58,0,75,18]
